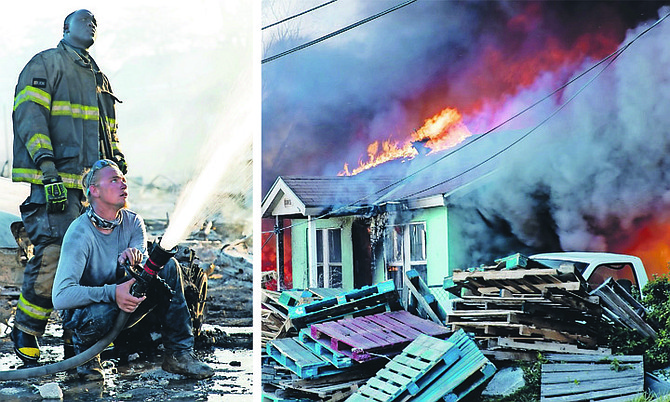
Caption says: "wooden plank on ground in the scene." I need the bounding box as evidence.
[486,337,611,355]
[540,353,644,402]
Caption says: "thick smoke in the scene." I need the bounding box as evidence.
[262,1,668,193]
[262,1,670,270]
[450,6,670,268]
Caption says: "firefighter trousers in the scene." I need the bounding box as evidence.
[14,187,84,336]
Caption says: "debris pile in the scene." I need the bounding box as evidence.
[262,252,660,401]
[262,281,494,401]
[444,253,656,360]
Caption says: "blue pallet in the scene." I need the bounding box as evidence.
[291,280,397,316]
[298,328,354,369]
[347,330,496,402]
[267,337,348,379]
[289,280,400,328]
[348,334,461,402]
[417,331,496,402]
[262,391,314,402]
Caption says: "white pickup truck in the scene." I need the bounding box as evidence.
[529,252,649,295]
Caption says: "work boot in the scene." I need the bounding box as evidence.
[77,355,104,381]
[10,326,40,364]
[63,329,75,360]
[162,350,214,379]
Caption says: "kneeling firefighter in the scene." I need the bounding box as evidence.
[47,159,213,381]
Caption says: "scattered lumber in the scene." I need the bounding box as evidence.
[277,363,386,402]
[590,277,657,339]
[540,353,644,402]
[262,289,291,347]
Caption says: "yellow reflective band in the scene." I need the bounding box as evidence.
[59,172,83,189]
[12,168,42,185]
[51,101,99,120]
[17,294,52,321]
[112,142,122,153]
[26,133,53,159]
[14,86,51,111]
[12,168,83,190]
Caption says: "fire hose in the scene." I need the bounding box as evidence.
[0,241,176,381]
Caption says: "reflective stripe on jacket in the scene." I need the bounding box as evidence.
[12,40,124,189]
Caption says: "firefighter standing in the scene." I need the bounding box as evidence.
[11,9,127,365]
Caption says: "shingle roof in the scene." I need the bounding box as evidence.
[280,176,395,208]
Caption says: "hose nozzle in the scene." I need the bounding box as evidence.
[130,240,177,297]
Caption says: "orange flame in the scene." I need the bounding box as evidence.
[615,218,670,279]
[340,107,472,176]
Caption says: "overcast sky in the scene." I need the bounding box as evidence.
[1,0,255,186]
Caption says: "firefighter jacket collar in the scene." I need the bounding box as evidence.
[59,40,94,69]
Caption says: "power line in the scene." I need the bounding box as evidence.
[262,0,338,31]
[262,0,418,64]
[261,9,670,240]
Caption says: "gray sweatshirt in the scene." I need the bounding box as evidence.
[52,209,147,311]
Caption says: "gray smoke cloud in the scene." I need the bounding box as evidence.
[450,7,670,267]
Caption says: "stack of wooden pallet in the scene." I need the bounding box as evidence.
[263,281,403,401]
[443,254,610,359]
[263,280,492,402]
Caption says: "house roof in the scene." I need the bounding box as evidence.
[261,176,396,218]
[262,130,521,218]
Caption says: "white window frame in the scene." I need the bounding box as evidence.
[385,222,427,289]
[312,227,343,288]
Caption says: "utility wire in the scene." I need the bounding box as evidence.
[260,9,670,240]
[262,0,418,64]
[263,0,338,30]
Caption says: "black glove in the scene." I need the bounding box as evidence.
[40,160,68,213]
[44,176,68,213]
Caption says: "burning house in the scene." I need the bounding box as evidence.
[261,132,504,296]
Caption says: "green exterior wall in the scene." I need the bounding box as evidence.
[290,206,454,292]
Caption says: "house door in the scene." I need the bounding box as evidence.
[352,219,372,288]
[385,222,427,290]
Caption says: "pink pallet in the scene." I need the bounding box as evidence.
[310,310,450,362]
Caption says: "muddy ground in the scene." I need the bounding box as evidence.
[0,225,254,401]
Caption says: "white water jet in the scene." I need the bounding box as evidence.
[159,73,254,250]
